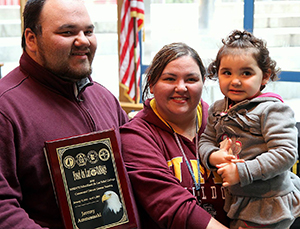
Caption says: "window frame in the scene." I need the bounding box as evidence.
[140,0,299,83]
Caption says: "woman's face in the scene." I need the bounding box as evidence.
[150,56,204,122]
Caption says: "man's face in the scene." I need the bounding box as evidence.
[35,0,97,81]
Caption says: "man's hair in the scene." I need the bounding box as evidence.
[21,0,47,50]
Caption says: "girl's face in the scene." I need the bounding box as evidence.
[150,56,203,123]
[218,52,270,103]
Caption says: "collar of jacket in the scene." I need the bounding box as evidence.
[138,98,203,134]
[20,51,93,100]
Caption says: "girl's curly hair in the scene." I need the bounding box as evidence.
[207,30,280,90]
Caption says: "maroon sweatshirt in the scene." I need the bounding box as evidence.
[120,99,229,229]
[0,52,129,228]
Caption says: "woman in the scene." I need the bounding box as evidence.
[120,42,229,229]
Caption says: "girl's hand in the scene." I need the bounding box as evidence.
[209,138,235,167]
[216,162,240,187]
[224,155,244,163]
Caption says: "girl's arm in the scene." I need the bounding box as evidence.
[237,102,298,187]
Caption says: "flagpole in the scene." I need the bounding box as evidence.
[133,17,138,104]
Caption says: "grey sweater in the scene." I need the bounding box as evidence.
[199,93,300,224]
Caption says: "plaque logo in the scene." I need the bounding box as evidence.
[87,150,99,164]
[63,156,76,169]
[99,148,110,161]
[76,153,87,166]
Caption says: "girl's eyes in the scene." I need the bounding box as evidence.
[220,71,231,76]
[220,71,253,77]
[242,71,252,76]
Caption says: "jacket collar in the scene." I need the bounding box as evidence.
[149,98,202,133]
[136,98,204,135]
[223,92,284,112]
[19,51,93,100]
[134,99,173,134]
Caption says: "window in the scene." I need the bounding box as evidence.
[253,0,300,80]
[140,0,300,106]
[142,0,244,68]
[142,0,299,72]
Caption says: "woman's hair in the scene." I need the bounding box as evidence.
[207,30,280,90]
[21,0,47,50]
[142,42,206,102]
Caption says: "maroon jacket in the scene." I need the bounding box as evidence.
[120,99,229,229]
[0,52,129,228]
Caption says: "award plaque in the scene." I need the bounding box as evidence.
[44,129,137,229]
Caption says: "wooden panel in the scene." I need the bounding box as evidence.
[20,0,27,32]
[120,102,143,114]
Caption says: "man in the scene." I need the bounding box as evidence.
[0,0,130,228]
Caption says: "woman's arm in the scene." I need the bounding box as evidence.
[121,120,214,229]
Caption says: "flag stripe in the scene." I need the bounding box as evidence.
[120,0,144,102]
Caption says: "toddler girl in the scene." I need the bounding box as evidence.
[199,30,300,229]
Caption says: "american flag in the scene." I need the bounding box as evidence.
[119,0,144,102]
[0,0,19,5]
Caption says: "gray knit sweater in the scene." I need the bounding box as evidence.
[199,93,300,224]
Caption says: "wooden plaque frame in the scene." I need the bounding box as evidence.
[44,129,137,229]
